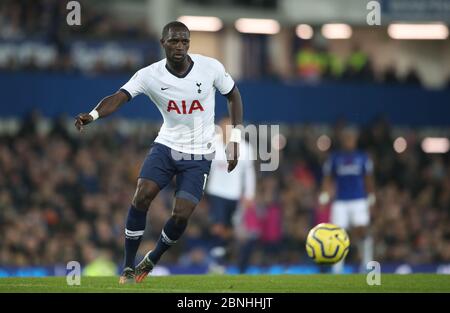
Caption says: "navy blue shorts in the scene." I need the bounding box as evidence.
[207,194,239,227]
[139,143,213,204]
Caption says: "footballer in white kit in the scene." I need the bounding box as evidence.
[75,21,244,284]
[206,117,256,263]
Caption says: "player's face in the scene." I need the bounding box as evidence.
[161,28,190,64]
[341,131,358,151]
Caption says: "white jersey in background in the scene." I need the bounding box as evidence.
[206,136,256,201]
[120,54,235,154]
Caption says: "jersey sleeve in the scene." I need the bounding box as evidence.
[119,69,148,101]
[212,59,235,96]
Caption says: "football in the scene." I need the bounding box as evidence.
[306,223,350,264]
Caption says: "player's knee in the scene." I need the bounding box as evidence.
[172,197,196,225]
[132,192,151,210]
[211,224,226,236]
[355,226,369,237]
[132,180,158,210]
[171,212,189,227]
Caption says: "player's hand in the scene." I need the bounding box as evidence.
[368,193,376,207]
[241,197,255,210]
[226,142,239,172]
[318,192,330,205]
[75,113,94,131]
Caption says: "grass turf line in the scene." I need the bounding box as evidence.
[0,274,449,293]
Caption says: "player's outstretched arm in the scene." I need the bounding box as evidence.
[365,174,376,207]
[225,86,243,172]
[75,90,129,131]
[227,86,243,127]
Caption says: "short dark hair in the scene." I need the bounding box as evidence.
[161,21,190,39]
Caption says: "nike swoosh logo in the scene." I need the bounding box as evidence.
[161,87,170,90]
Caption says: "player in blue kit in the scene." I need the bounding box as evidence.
[74,21,244,284]
[319,127,376,273]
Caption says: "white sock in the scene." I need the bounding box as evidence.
[360,236,374,272]
[332,260,345,274]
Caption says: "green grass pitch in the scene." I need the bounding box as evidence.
[0,274,449,293]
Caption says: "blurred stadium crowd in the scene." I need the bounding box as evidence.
[0,113,449,271]
[0,0,155,74]
[0,0,441,88]
[0,0,149,41]
[294,44,422,86]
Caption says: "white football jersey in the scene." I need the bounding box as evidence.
[120,54,235,154]
[206,135,256,201]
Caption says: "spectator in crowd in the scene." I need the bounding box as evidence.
[0,0,443,87]
[0,0,158,74]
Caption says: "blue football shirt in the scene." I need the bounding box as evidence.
[323,150,373,200]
